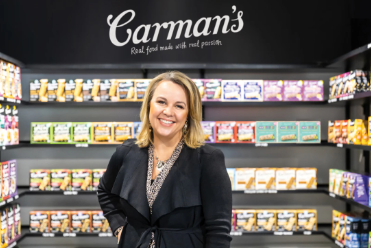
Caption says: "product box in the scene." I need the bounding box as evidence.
[221,80,243,101]
[71,122,92,144]
[14,66,22,101]
[334,120,342,144]
[117,79,135,101]
[231,210,236,232]
[328,121,335,143]
[50,169,71,191]
[276,168,296,190]
[135,79,150,101]
[9,160,16,198]
[51,122,72,144]
[256,210,276,231]
[100,79,112,102]
[226,168,235,190]
[362,120,369,146]
[263,80,283,101]
[11,106,19,145]
[276,210,296,231]
[29,211,50,233]
[360,218,369,248]
[303,80,324,101]
[345,216,361,248]
[31,122,52,144]
[13,204,20,240]
[55,79,65,102]
[255,168,276,190]
[277,121,299,143]
[255,121,278,143]
[347,172,356,199]
[65,79,76,102]
[235,122,255,143]
[112,122,133,143]
[133,122,142,139]
[1,208,7,247]
[335,75,344,98]
[193,79,206,100]
[340,120,349,144]
[30,169,51,191]
[74,79,83,102]
[0,61,6,99]
[71,169,92,191]
[92,122,113,144]
[341,171,349,197]
[298,121,321,143]
[242,80,263,101]
[347,71,357,95]
[70,211,91,233]
[50,211,70,233]
[235,210,255,232]
[4,64,13,99]
[338,213,346,243]
[91,79,101,102]
[332,210,341,238]
[283,80,303,101]
[353,174,369,205]
[6,206,14,244]
[0,105,4,146]
[329,169,338,193]
[296,168,316,189]
[30,79,41,102]
[91,211,111,233]
[235,168,255,190]
[369,117,371,146]
[82,79,93,101]
[1,162,9,201]
[296,209,317,231]
[3,105,12,146]
[47,79,58,102]
[215,121,236,143]
[348,119,363,145]
[92,169,106,191]
[201,121,216,143]
[203,79,222,101]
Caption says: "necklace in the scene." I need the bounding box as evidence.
[154,150,169,169]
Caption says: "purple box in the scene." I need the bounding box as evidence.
[303,80,324,101]
[283,80,303,101]
[263,80,283,101]
[13,204,21,240]
[341,172,349,197]
[9,160,17,198]
[353,174,369,206]
[7,205,14,243]
[347,173,356,199]
[201,121,216,143]
[203,79,222,101]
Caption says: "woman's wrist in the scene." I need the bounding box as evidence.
[114,226,123,237]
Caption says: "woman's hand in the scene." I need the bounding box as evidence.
[116,226,123,244]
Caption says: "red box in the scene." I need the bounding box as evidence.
[235,122,255,143]
[215,122,236,143]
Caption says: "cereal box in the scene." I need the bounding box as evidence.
[9,160,16,198]
[112,122,133,143]
[255,121,277,143]
[215,121,236,143]
[295,168,316,189]
[92,122,113,144]
[30,169,50,191]
[256,210,276,231]
[341,171,349,197]
[235,168,255,190]
[203,79,222,101]
[193,79,206,100]
[6,206,14,244]
[335,75,344,98]
[303,80,323,101]
[255,168,276,190]
[50,169,71,191]
[328,121,335,143]
[11,106,19,145]
[3,105,12,146]
[13,204,20,240]
[29,211,50,233]
[235,121,255,143]
[117,79,135,101]
[31,122,52,144]
[263,80,283,101]
[133,122,142,139]
[283,80,303,101]
[51,122,72,144]
[235,210,255,232]
[296,209,317,231]
[92,169,106,191]
[47,79,58,102]
[1,162,9,201]
[332,210,341,238]
[72,122,92,144]
[242,80,263,101]
[362,120,369,146]
[277,121,299,143]
[276,168,296,190]
[0,209,7,247]
[91,211,111,233]
[298,121,321,143]
[226,168,235,190]
[50,211,70,233]
[135,79,150,101]
[221,80,243,101]
[276,210,296,231]
[70,211,91,233]
[4,64,13,99]
[72,169,92,191]
[201,121,216,143]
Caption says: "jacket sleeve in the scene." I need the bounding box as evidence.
[200,148,232,248]
[97,144,130,233]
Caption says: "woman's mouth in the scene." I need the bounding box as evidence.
[159,118,175,126]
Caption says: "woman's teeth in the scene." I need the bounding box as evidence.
[160,119,173,124]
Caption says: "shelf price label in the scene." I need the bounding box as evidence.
[329,193,336,198]
[42,233,55,237]
[64,191,78,195]
[337,144,343,148]
[328,99,337,103]
[303,231,312,235]
[8,242,17,248]
[63,233,76,237]
[98,233,113,237]
[335,240,344,248]
[274,232,293,236]
[76,144,89,148]
[255,143,268,147]
[230,231,242,236]
[0,202,5,207]
[6,198,13,203]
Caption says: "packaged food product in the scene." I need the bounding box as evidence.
[303,80,323,101]
[92,169,106,191]
[13,204,20,240]
[340,172,349,197]
[1,162,9,201]
[296,209,317,231]
[231,210,236,232]
[335,75,344,98]
[29,211,50,233]
[54,79,65,102]
[91,79,101,102]
[347,172,356,199]
[82,79,94,102]
[51,122,72,144]
[359,218,369,248]
[332,210,341,238]
[255,168,276,190]
[295,168,316,189]
[72,122,92,144]
[329,169,338,193]
[91,211,111,233]
[203,79,222,101]
[31,122,52,144]
[30,79,41,102]
[0,61,6,99]
[341,73,350,97]
[347,71,357,94]
[112,122,133,143]
[235,168,255,190]
[50,211,70,233]
[255,121,277,143]
[226,168,235,190]
[135,79,150,101]
[193,79,206,100]
[40,79,49,102]
[6,206,14,244]
[65,79,75,102]
[345,215,361,248]
[276,210,296,231]
[338,213,347,243]
[117,79,135,101]
[283,80,303,101]
[14,66,21,101]
[263,80,283,101]
[242,80,263,101]
[9,160,16,198]
[362,120,368,146]
[276,168,296,190]
[11,106,19,145]
[0,105,4,146]
[133,122,142,139]
[235,121,255,143]
[298,121,321,143]
[72,169,92,191]
[334,120,342,144]
[221,80,243,101]
[215,121,236,143]
[92,122,112,144]
[30,169,51,191]
[3,105,11,146]
[277,121,298,143]
[348,119,363,145]
[99,79,111,102]
[201,121,216,143]
[70,211,91,233]
[50,169,71,191]
[74,79,83,102]
[4,64,13,99]
[369,117,371,146]
[353,174,369,205]
[328,121,335,143]
[47,79,58,102]
[235,210,255,232]
[340,120,349,144]
[1,209,7,247]
[256,210,276,231]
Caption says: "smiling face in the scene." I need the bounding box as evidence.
[149,80,189,141]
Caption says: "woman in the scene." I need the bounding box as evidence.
[97,71,232,248]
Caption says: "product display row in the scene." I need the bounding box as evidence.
[0,204,21,248]
[0,160,17,203]
[232,209,317,232]
[329,70,370,100]
[0,61,22,101]
[30,210,110,234]
[0,105,19,146]
[29,79,324,103]
[30,169,105,192]
[328,119,369,145]
[227,167,317,190]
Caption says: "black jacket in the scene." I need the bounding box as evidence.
[97,139,232,248]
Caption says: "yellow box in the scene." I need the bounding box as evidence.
[296,209,317,231]
[362,120,368,145]
[112,122,133,144]
[295,168,317,189]
[235,168,255,190]
[256,210,276,231]
[275,168,296,190]
[117,79,136,101]
[276,210,296,231]
[39,79,49,102]
[348,119,363,145]
[332,210,341,238]
[255,168,276,190]
[369,117,371,146]
[92,122,113,144]
[235,210,255,232]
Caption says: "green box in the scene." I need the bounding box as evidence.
[299,121,321,143]
[255,121,277,143]
[277,121,299,143]
[51,122,72,144]
[71,122,92,144]
[31,122,52,144]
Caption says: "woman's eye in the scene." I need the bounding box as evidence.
[176,105,184,109]
[158,101,165,104]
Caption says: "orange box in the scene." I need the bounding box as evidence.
[50,211,70,233]
[29,211,50,233]
[92,122,113,144]
[70,211,92,233]
[334,120,342,144]
[341,120,349,144]
[91,210,111,233]
[112,122,133,144]
[215,121,236,143]
[235,122,255,143]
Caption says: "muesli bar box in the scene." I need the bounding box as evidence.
[51,122,72,144]
[50,169,71,191]
[29,211,50,233]
[276,210,296,231]
[201,121,216,143]
[215,121,236,143]
[31,122,52,144]
[203,79,222,101]
[112,122,133,143]
[235,121,255,143]
[277,121,298,143]
[30,169,51,191]
[221,80,243,101]
[303,80,323,101]
[9,160,16,198]
[117,79,135,101]
[296,209,317,231]
[92,169,106,191]
[50,211,70,233]
[91,211,111,233]
[256,210,276,231]
[133,122,142,139]
[298,121,321,143]
[92,122,113,144]
[283,80,303,101]
[70,211,91,233]
[263,80,283,101]
[135,79,150,101]
[242,80,263,101]
[255,121,278,143]
[235,210,255,232]
[193,79,206,100]
[71,122,92,144]
[71,169,92,191]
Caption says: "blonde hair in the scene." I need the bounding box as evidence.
[136,71,204,149]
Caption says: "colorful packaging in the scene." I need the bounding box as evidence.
[193,79,206,100]
[296,209,317,231]
[203,79,222,101]
[231,210,236,232]
[345,216,361,247]
[201,121,216,143]
[263,80,283,101]
[6,206,14,244]
[341,171,349,197]
[74,79,83,102]
[276,168,296,190]
[14,66,21,101]
[65,79,76,102]
[235,168,255,190]
[31,122,52,144]
[70,211,91,233]
[1,162,9,201]
[296,168,316,189]
[50,169,71,191]
[283,80,303,101]
[298,121,321,143]
[30,169,51,191]
[328,121,335,143]
[215,121,236,143]
[226,168,235,190]
[221,80,243,101]
[347,173,356,199]
[47,79,58,102]
[55,79,65,102]
[50,211,70,233]
[92,169,106,191]
[353,174,369,205]
[135,79,150,101]
[242,80,263,101]
[92,122,112,144]
[30,79,41,102]
[4,64,13,99]
[334,120,342,144]
[348,119,363,145]
[332,210,341,238]
[82,79,93,101]
[277,121,299,143]
[276,210,296,231]
[51,122,72,144]
[91,79,101,102]
[112,122,133,143]
[9,160,16,198]
[1,209,7,247]
[0,61,6,100]
[369,117,371,146]
[71,169,92,191]
[255,121,277,143]
[72,122,92,144]
[91,211,111,233]
[360,218,369,248]
[255,168,276,190]
[329,169,338,193]
[29,211,49,233]
[0,105,4,146]
[100,79,112,102]
[340,120,349,144]
[133,122,142,139]
[13,204,20,240]
[117,80,135,101]
[362,120,369,146]
[11,106,19,145]
[235,210,255,232]
[256,210,276,231]
[335,75,344,98]
[235,122,255,143]
[4,105,12,146]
